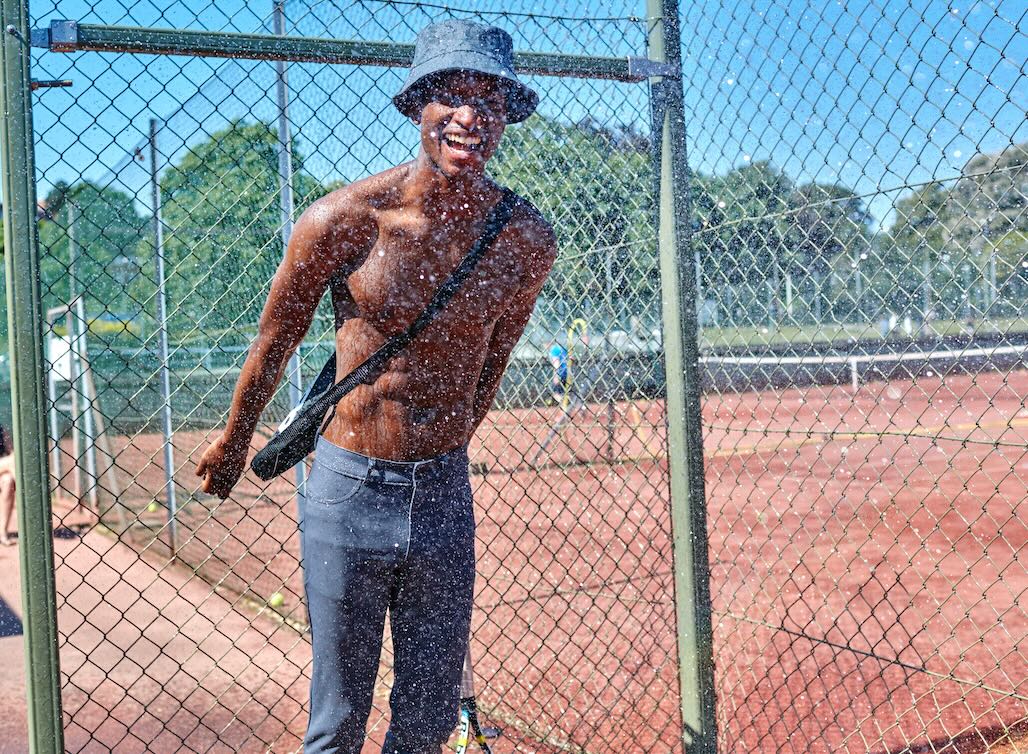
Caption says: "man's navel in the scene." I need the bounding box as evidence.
[408,406,439,426]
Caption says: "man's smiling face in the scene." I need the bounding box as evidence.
[416,70,508,179]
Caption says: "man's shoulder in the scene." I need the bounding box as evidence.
[306,166,407,228]
[504,190,557,269]
[294,186,367,241]
[506,190,551,233]
[288,172,404,266]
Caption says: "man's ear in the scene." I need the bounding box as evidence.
[410,114,421,126]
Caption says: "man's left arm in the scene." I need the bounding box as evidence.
[470,220,556,432]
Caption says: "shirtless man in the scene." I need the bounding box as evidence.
[195,20,555,754]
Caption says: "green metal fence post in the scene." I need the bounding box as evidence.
[647,1,718,751]
[0,1,65,751]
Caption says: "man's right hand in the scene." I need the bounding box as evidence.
[195,433,248,499]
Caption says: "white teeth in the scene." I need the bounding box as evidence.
[446,134,481,145]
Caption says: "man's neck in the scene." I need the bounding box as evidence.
[405,154,496,216]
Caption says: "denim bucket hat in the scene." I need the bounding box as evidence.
[393,20,539,123]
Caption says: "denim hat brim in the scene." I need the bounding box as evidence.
[393,50,539,124]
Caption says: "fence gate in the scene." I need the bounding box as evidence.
[680,0,1026,751]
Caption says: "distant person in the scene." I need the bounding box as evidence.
[0,425,15,546]
[549,342,570,405]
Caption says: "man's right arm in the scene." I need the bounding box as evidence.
[196,195,371,498]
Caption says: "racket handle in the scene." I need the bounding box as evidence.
[458,696,497,754]
[455,702,472,754]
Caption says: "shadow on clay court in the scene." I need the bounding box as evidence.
[878,719,1028,754]
[0,596,22,638]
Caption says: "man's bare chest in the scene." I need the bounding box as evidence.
[346,220,522,338]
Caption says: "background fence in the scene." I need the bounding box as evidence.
[1,0,1025,752]
[678,3,1026,752]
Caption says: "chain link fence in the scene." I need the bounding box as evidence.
[21,1,682,752]
[679,0,1026,751]
[2,0,1024,752]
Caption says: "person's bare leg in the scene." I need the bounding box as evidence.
[0,473,14,545]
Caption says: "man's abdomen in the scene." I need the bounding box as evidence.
[323,379,479,461]
[326,315,495,459]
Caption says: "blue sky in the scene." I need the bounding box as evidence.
[680,0,1026,227]
[20,0,1028,230]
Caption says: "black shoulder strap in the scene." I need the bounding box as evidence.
[284,189,519,439]
[392,188,519,354]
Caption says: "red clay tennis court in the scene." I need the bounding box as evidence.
[44,364,1025,753]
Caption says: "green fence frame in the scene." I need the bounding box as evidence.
[1,1,717,751]
[647,2,718,750]
[1,1,63,752]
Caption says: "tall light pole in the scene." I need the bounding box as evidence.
[273,0,306,504]
[150,118,178,551]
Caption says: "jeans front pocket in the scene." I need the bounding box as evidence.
[306,461,366,506]
[304,462,411,557]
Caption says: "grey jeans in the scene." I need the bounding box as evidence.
[300,437,476,754]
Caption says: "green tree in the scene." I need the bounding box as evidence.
[992,229,1027,312]
[946,142,1028,249]
[488,116,656,319]
[946,142,1027,317]
[783,182,872,322]
[693,161,793,325]
[37,181,149,344]
[158,119,327,345]
[882,183,952,318]
[889,183,949,254]
[886,142,1027,321]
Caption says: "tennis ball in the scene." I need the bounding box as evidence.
[268,592,285,609]
[147,502,159,513]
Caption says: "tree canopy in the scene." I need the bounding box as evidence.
[159,119,326,344]
[38,180,149,340]
[884,141,1027,318]
[26,121,1022,353]
[489,116,657,307]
